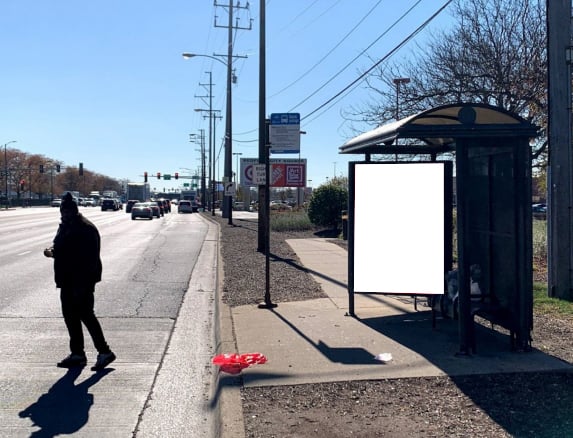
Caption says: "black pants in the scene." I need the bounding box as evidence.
[60,286,110,356]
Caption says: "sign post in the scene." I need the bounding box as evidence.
[269,113,300,154]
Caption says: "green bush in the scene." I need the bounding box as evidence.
[307,184,348,229]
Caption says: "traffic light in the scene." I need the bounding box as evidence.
[39,164,44,173]
[56,164,61,172]
[157,172,161,179]
[79,162,84,176]
[175,172,179,180]
[144,171,148,183]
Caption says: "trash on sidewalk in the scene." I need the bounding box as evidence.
[374,353,393,363]
[212,352,267,374]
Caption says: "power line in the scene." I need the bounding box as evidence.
[291,0,424,114]
[300,0,453,123]
[269,0,385,100]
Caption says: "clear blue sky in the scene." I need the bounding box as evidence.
[1,0,453,192]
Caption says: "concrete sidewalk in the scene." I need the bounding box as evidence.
[227,238,572,389]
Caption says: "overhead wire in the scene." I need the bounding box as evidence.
[290,0,423,113]
[300,0,454,123]
[269,0,384,100]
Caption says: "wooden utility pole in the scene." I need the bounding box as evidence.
[547,0,573,300]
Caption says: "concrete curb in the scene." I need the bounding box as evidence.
[203,214,246,438]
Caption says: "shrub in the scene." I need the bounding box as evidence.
[307,184,348,229]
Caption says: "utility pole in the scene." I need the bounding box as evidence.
[196,71,221,215]
[214,0,252,225]
[257,0,267,252]
[200,129,206,208]
[547,0,573,300]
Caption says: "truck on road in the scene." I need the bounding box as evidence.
[127,183,150,202]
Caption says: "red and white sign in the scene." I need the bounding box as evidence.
[241,158,306,187]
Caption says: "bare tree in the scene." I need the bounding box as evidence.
[347,0,547,164]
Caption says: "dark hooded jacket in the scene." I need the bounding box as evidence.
[52,212,102,289]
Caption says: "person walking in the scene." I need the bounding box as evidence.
[44,192,116,371]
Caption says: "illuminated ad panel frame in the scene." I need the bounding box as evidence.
[349,161,453,297]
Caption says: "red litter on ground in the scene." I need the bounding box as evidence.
[212,353,267,374]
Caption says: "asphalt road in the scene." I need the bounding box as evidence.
[0,206,218,437]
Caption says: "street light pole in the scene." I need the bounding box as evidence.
[182,51,247,225]
[233,152,243,184]
[3,140,16,209]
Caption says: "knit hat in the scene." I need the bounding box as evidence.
[60,192,78,212]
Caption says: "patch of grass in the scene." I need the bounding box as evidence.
[270,211,314,232]
[534,282,573,317]
[532,219,547,260]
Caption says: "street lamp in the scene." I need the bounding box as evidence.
[183,52,246,225]
[3,140,16,209]
[393,78,410,120]
[233,152,243,184]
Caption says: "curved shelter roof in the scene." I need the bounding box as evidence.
[339,103,538,155]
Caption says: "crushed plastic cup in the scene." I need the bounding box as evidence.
[374,353,393,363]
[212,352,267,374]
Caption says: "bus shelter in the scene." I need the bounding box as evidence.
[339,103,539,354]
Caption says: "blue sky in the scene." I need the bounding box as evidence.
[1,0,454,192]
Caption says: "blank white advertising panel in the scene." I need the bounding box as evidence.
[353,162,445,294]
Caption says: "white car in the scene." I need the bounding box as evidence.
[270,200,292,211]
[178,200,194,213]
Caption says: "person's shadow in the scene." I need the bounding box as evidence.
[18,367,113,437]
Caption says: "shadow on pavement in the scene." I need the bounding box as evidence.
[18,367,113,437]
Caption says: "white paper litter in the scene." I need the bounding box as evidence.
[374,353,393,363]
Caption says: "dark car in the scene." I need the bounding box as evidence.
[101,198,119,211]
[154,200,165,216]
[126,200,139,213]
[163,199,171,213]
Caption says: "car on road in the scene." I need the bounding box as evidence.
[131,202,154,220]
[51,198,62,207]
[159,199,171,213]
[125,200,139,213]
[178,200,193,213]
[147,202,161,218]
[152,200,165,216]
[101,198,120,211]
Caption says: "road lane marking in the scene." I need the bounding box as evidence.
[18,251,32,256]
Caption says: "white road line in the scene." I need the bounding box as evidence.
[17,251,32,256]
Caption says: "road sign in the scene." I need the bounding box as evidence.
[244,163,266,185]
[240,157,306,187]
[269,113,300,154]
[224,182,236,196]
[163,174,171,180]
